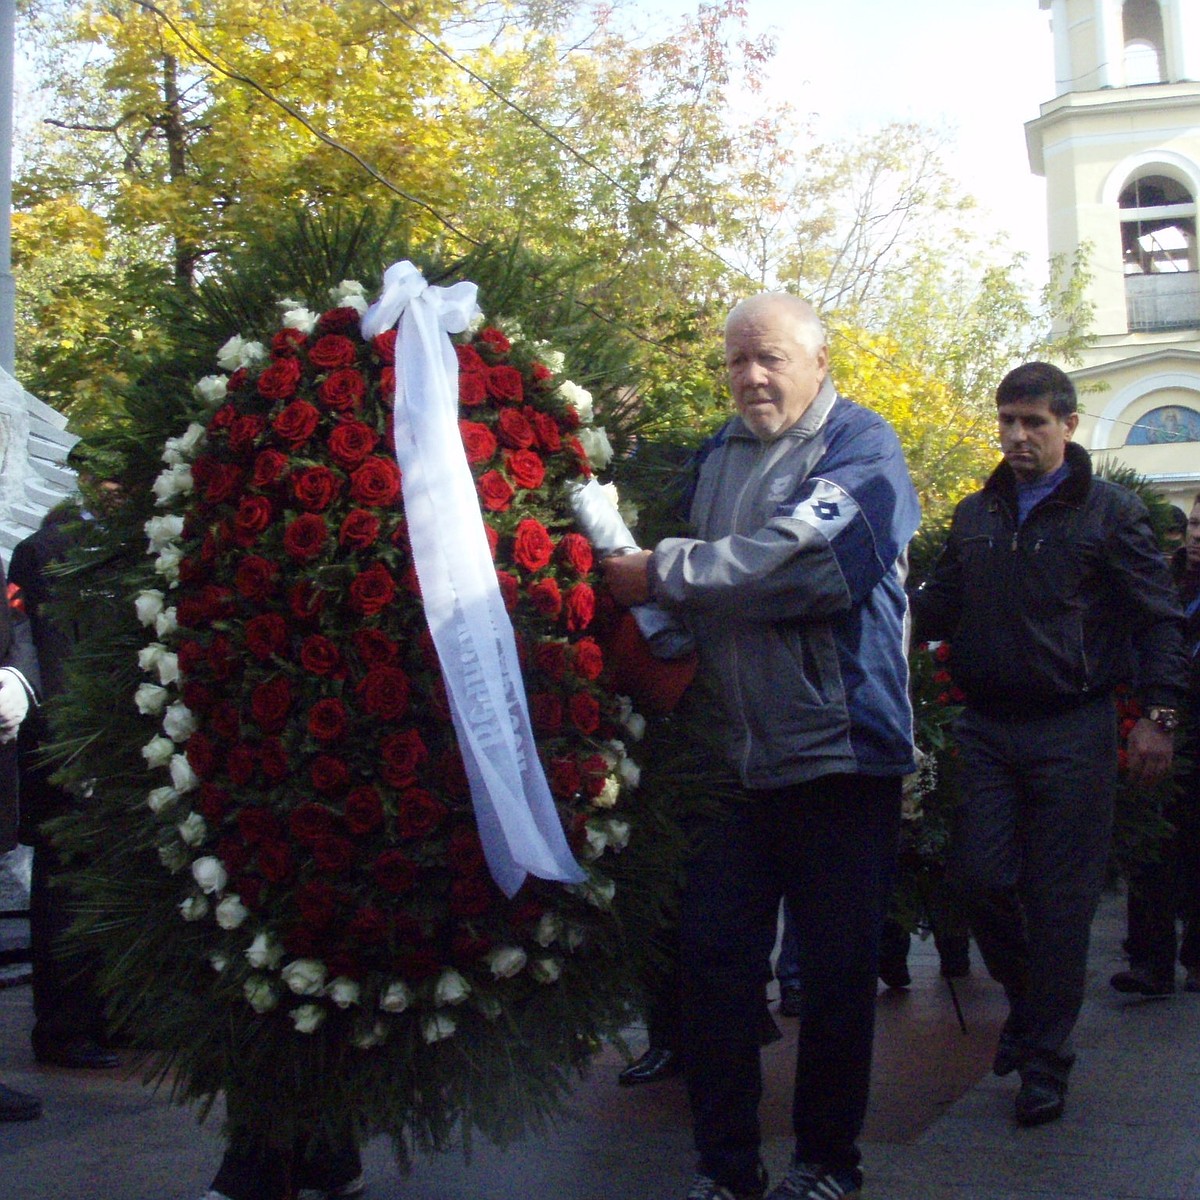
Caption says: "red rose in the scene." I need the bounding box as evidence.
[217,837,251,876]
[232,495,273,547]
[257,356,302,401]
[483,523,499,559]
[373,850,418,895]
[452,932,492,963]
[312,834,354,873]
[495,570,519,612]
[530,692,564,733]
[260,738,290,780]
[357,665,410,720]
[512,518,554,572]
[505,448,545,490]
[236,875,264,910]
[319,367,365,412]
[352,628,399,666]
[557,532,594,577]
[394,788,447,839]
[310,754,350,793]
[447,825,486,875]
[251,675,292,733]
[449,876,494,917]
[497,406,535,449]
[459,372,487,408]
[226,368,249,393]
[300,634,342,677]
[549,756,582,797]
[349,456,401,506]
[182,681,215,712]
[308,334,357,369]
[487,365,524,404]
[581,754,609,797]
[344,786,384,834]
[244,612,288,660]
[308,697,348,742]
[198,782,230,822]
[531,361,553,383]
[380,728,428,787]
[238,806,282,845]
[291,465,341,512]
[318,306,360,333]
[529,410,562,452]
[477,470,514,513]
[283,513,328,561]
[565,582,596,631]
[297,880,339,929]
[327,419,379,469]
[478,326,511,354]
[348,906,389,944]
[438,750,470,799]
[534,640,568,682]
[185,731,217,779]
[456,344,486,373]
[208,403,237,432]
[566,434,592,477]
[225,743,257,786]
[571,637,604,681]
[235,555,279,601]
[251,449,289,490]
[207,634,238,681]
[380,367,395,397]
[257,840,294,883]
[348,563,395,616]
[228,414,268,456]
[569,691,601,734]
[290,580,326,621]
[271,327,307,356]
[339,508,380,550]
[200,461,244,505]
[372,329,397,363]
[290,802,336,843]
[459,420,498,465]
[528,576,562,618]
[272,399,320,449]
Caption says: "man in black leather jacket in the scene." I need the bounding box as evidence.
[912,361,1186,1128]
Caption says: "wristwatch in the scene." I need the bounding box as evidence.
[1146,706,1180,733]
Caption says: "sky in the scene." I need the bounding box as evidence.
[644,0,1057,286]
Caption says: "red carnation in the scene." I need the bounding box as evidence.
[459,420,498,465]
[328,420,379,469]
[394,788,447,839]
[308,697,349,742]
[291,465,341,512]
[283,513,328,561]
[307,334,357,369]
[557,532,594,577]
[357,665,410,721]
[497,406,535,449]
[348,563,395,615]
[477,470,514,513]
[300,634,342,677]
[373,850,418,895]
[349,456,401,506]
[506,448,546,490]
[569,691,601,734]
[528,576,562,618]
[512,518,554,572]
[571,636,604,681]
[310,754,350,793]
[257,356,302,401]
[344,786,384,834]
[339,508,381,550]
[487,365,524,404]
[251,449,289,490]
[272,400,320,449]
[319,367,365,412]
[565,582,596,631]
[244,612,288,660]
[235,555,279,601]
[251,675,292,733]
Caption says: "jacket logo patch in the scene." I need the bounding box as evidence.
[813,500,840,520]
[785,478,858,539]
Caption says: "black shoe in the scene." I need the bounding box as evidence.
[758,1007,783,1046]
[778,984,803,1018]
[33,1036,120,1070]
[1014,1072,1065,1126]
[0,1081,42,1121]
[618,1045,681,1086]
[1110,966,1174,997]
[993,1039,1024,1077]
[878,959,911,989]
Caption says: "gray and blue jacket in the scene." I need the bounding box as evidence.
[649,377,921,789]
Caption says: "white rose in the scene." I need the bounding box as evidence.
[152,463,193,506]
[538,347,565,374]
[601,739,625,769]
[291,1003,326,1033]
[618,756,641,790]
[577,426,614,471]
[329,279,368,313]
[351,1020,386,1049]
[530,956,561,984]
[563,924,585,951]
[485,945,527,979]
[192,855,228,894]
[217,334,266,372]
[245,931,283,970]
[155,545,184,582]
[605,819,631,850]
[158,842,188,872]
[623,710,647,741]
[593,776,620,809]
[134,590,165,627]
[177,811,207,846]
[141,735,175,769]
[163,422,207,463]
[327,977,361,1008]
[135,682,170,716]
[154,607,178,638]
[379,980,413,1013]
[533,913,561,948]
[156,652,180,687]
[434,968,471,1006]
[421,1013,457,1044]
[281,306,319,333]
[618,497,640,529]
[162,702,197,743]
[215,894,248,930]
[556,379,594,423]
[144,514,185,551]
[281,958,327,996]
[193,375,228,407]
[572,874,616,909]
[210,951,229,973]
[244,975,278,1013]
[583,824,608,859]
[179,893,208,921]
[138,642,167,674]
[146,785,179,815]
[169,754,199,794]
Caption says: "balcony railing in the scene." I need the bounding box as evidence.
[1126,271,1200,332]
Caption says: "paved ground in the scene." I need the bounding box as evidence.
[1,885,1199,1200]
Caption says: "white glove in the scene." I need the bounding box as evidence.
[0,668,30,741]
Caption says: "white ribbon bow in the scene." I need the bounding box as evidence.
[362,262,585,897]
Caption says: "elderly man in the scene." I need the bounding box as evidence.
[912,362,1186,1127]
[604,293,920,1200]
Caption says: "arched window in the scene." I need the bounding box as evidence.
[1123,0,1166,84]
[1120,175,1196,275]
[1125,405,1200,445]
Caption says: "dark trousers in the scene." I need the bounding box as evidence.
[950,698,1117,1080]
[679,773,902,1191]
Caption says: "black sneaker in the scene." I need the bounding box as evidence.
[1014,1071,1066,1126]
[684,1167,767,1200]
[765,1162,862,1199]
[1110,966,1174,997]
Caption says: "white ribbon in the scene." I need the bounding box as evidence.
[362,262,585,897]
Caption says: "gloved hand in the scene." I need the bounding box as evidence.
[0,668,30,742]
